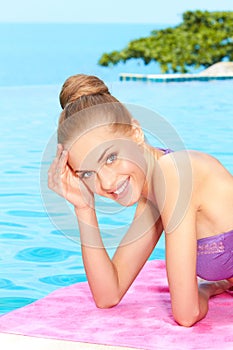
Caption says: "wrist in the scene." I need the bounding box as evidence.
[74,206,102,248]
[74,205,95,215]
[198,282,213,299]
[198,280,231,298]
[74,206,97,225]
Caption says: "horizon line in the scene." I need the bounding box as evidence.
[0,21,178,25]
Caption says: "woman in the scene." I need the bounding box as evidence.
[48,74,233,327]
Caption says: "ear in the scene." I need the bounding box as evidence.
[131,119,144,145]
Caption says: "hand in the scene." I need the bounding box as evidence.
[48,144,94,210]
[198,278,233,298]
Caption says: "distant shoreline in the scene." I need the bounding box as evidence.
[120,62,233,83]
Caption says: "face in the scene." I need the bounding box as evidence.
[68,125,148,206]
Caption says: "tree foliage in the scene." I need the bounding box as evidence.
[98,11,233,73]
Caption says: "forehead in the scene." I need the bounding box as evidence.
[68,125,133,169]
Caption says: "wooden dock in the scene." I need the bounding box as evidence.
[119,72,233,83]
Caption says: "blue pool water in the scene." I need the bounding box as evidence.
[1,80,232,315]
[0,24,233,315]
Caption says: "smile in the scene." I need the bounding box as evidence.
[113,178,130,197]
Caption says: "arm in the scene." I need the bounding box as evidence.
[77,198,163,308]
[165,208,208,327]
[48,145,163,308]
[155,152,210,327]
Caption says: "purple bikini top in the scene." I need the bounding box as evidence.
[159,148,173,155]
[196,230,233,281]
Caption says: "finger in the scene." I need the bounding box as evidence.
[58,150,69,175]
[48,161,59,191]
[48,168,56,190]
[48,163,64,195]
[48,155,60,179]
[56,143,63,158]
[48,146,65,192]
[48,152,64,188]
[48,145,63,178]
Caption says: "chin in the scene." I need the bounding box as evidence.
[117,194,141,207]
[118,200,137,207]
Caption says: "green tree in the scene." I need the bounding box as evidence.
[98,11,233,73]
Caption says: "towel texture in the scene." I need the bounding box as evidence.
[0,260,232,349]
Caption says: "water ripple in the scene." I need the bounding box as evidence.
[0,222,27,228]
[39,273,86,286]
[7,210,65,217]
[0,297,36,315]
[4,170,23,174]
[15,247,78,262]
[0,193,34,197]
[22,165,39,169]
[0,278,29,290]
[50,229,63,236]
[0,233,30,240]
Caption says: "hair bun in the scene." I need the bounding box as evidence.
[59,74,110,109]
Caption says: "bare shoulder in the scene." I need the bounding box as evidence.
[154,149,233,233]
[154,150,196,186]
[153,150,196,232]
[156,149,231,181]
[157,149,208,166]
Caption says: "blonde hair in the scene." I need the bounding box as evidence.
[57,74,134,146]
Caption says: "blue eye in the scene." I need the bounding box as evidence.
[106,153,117,164]
[80,171,93,179]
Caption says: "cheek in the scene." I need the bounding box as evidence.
[83,178,96,193]
[119,146,147,176]
[120,160,146,179]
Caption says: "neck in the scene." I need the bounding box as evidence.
[141,144,162,203]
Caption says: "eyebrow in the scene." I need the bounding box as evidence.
[74,145,114,174]
[97,145,113,163]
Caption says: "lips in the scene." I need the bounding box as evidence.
[111,177,130,199]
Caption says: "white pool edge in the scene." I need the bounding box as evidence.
[0,332,136,350]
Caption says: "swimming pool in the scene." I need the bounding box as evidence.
[0,80,232,315]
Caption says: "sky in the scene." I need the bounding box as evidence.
[1,0,233,24]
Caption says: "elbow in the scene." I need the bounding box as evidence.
[175,317,197,328]
[174,294,209,327]
[173,310,200,328]
[94,296,121,309]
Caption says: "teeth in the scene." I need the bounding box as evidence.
[114,179,128,195]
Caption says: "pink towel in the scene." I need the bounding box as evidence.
[0,260,232,349]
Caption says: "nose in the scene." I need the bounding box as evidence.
[96,166,117,192]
